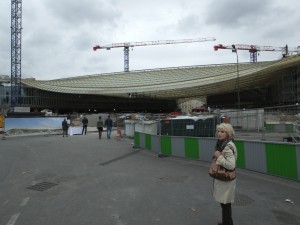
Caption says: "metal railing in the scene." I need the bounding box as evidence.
[120,105,300,143]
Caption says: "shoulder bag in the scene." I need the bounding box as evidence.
[208,145,236,181]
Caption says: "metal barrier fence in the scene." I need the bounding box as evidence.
[121,105,300,143]
[218,106,300,142]
[159,116,218,137]
[134,132,300,181]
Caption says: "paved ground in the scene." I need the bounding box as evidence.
[0,130,299,225]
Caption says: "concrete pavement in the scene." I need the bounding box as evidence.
[0,131,299,225]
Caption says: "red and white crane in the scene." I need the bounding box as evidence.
[214,44,300,62]
[93,37,216,72]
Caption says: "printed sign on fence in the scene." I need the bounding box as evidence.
[186,125,194,130]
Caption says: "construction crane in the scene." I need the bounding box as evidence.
[11,0,23,107]
[214,44,300,62]
[93,37,216,72]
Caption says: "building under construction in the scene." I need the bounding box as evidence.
[1,54,300,114]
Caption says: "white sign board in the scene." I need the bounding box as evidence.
[186,125,194,130]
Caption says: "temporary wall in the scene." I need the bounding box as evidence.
[134,132,300,181]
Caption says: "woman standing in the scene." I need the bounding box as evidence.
[213,123,237,225]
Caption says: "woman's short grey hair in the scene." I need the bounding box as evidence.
[216,123,235,140]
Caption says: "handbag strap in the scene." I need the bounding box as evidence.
[227,143,236,160]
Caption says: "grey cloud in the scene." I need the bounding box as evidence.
[260,11,300,42]
[176,14,203,34]
[24,28,61,47]
[205,0,273,28]
[156,13,204,37]
[72,33,94,51]
[44,0,121,27]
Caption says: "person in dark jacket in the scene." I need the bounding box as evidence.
[62,118,68,137]
[96,116,104,139]
[82,115,88,135]
[104,115,113,139]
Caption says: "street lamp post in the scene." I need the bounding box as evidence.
[232,45,240,109]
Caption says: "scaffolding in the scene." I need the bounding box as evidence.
[278,66,299,105]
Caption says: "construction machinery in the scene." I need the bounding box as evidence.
[214,44,300,62]
[93,37,216,72]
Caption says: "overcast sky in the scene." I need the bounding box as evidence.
[0,0,299,80]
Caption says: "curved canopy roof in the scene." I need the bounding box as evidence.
[22,54,300,99]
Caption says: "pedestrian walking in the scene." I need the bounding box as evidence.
[97,116,104,139]
[104,115,113,139]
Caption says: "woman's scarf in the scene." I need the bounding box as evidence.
[215,139,230,151]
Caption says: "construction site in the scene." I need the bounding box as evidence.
[1,2,300,225]
[1,49,300,142]
[1,1,300,141]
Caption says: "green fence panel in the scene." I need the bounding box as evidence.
[134,132,140,147]
[145,134,152,150]
[286,124,294,132]
[266,143,298,180]
[161,136,172,155]
[265,124,275,132]
[234,140,245,169]
[184,138,199,160]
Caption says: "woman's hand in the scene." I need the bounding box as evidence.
[214,150,221,158]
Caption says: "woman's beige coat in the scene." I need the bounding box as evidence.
[213,141,237,204]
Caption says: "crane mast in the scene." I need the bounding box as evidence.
[93,37,216,72]
[214,44,300,62]
[11,0,23,107]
